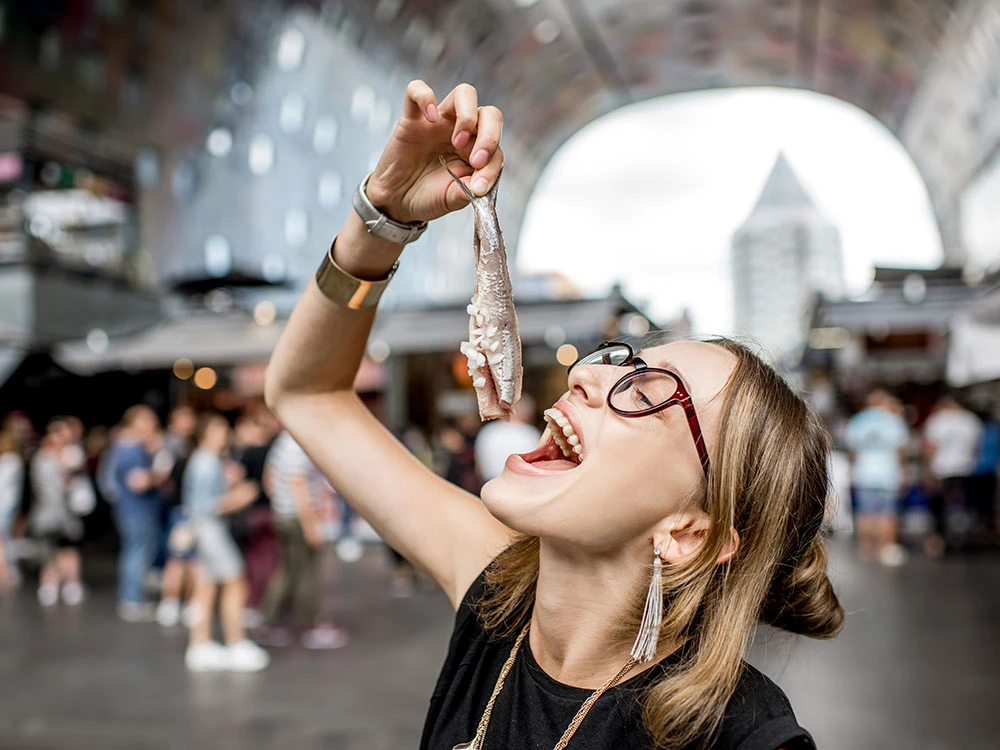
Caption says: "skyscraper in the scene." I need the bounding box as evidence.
[731,153,844,359]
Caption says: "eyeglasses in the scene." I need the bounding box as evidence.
[569,341,711,478]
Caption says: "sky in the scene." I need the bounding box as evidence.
[517,88,944,335]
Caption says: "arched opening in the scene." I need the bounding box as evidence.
[518,88,943,335]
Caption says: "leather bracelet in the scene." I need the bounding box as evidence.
[315,237,397,310]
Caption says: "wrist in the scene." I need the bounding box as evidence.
[335,212,404,279]
[365,174,415,224]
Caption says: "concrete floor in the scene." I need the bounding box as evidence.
[0,538,997,750]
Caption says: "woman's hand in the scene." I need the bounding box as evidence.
[365,81,504,225]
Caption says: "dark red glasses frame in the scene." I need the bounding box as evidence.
[569,341,711,478]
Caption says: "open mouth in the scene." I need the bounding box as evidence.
[514,405,584,472]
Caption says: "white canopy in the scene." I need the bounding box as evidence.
[947,314,1000,386]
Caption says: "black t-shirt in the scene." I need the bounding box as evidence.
[421,569,814,750]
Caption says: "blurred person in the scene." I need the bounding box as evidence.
[183,413,268,672]
[62,417,97,524]
[164,405,196,458]
[265,82,842,749]
[30,419,85,606]
[923,394,983,557]
[0,426,25,590]
[439,422,481,494]
[845,390,910,566]
[155,406,199,627]
[2,412,34,447]
[384,425,441,597]
[260,430,349,650]
[110,406,171,621]
[969,409,999,535]
[474,394,542,482]
[229,413,280,626]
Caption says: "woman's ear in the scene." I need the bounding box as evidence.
[717,527,740,565]
[656,513,739,565]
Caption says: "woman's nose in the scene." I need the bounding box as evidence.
[567,365,611,408]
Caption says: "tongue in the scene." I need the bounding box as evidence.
[518,441,578,471]
[530,459,579,471]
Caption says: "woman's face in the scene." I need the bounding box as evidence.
[481,341,737,553]
[204,419,231,452]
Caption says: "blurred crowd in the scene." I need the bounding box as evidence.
[837,389,999,566]
[0,394,543,672]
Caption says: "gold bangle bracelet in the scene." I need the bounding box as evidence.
[314,237,398,310]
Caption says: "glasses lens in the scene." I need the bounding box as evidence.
[610,371,679,413]
[575,344,631,368]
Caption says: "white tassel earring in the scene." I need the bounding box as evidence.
[630,546,664,663]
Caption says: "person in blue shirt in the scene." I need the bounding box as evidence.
[110,406,172,621]
[845,390,910,565]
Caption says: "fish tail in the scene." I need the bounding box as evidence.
[439,156,478,203]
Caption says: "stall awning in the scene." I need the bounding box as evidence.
[55,293,658,375]
[947,314,1000,386]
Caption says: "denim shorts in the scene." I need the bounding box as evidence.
[165,507,197,561]
[855,487,898,515]
[192,518,244,582]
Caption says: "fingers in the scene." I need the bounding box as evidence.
[470,145,503,197]
[439,83,479,151]
[469,104,502,173]
[403,79,439,123]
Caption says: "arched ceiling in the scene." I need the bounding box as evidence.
[1,0,996,297]
[343,0,994,259]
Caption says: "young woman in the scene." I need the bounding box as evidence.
[31,419,86,607]
[183,413,268,672]
[266,81,843,749]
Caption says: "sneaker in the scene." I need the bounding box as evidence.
[335,537,363,563]
[61,582,86,606]
[185,641,230,672]
[156,598,181,627]
[301,624,350,650]
[226,639,270,672]
[255,625,294,648]
[879,544,908,568]
[117,601,155,623]
[37,584,59,607]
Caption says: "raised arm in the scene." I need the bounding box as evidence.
[265,81,515,607]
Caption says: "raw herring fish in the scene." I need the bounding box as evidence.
[440,157,522,421]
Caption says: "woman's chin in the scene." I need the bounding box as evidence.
[480,469,562,533]
[479,473,533,528]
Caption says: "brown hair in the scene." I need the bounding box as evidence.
[476,337,844,749]
[0,428,24,457]
[194,412,229,448]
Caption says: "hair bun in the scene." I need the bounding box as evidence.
[761,537,844,639]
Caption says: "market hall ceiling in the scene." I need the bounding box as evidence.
[0,0,994,266]
[348,0,987,255]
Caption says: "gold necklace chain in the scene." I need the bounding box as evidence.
[456,623,638,750]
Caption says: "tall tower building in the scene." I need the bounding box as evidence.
[731,153,844,359]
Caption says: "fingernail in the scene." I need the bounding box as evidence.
[426,104,438,121]
[454,130,470,148]
[472,177,489,195]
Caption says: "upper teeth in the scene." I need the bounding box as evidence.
[543,407,583,461]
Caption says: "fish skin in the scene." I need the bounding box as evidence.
[440,157,523,421]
